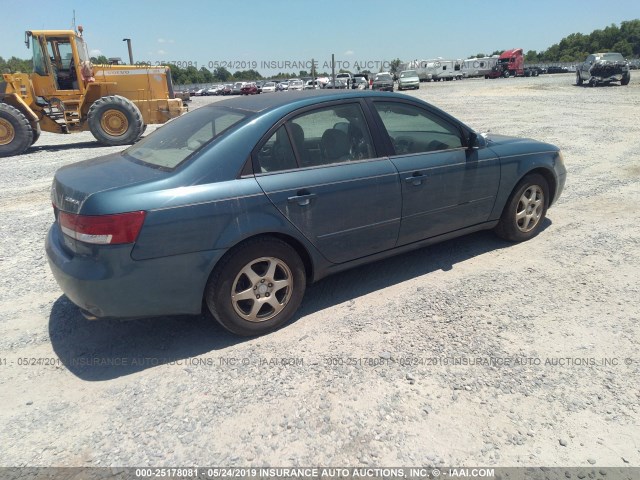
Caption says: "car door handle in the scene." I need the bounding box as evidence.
[405,173,427,186]
[287,192,317,206]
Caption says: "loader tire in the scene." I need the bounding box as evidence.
[87,95,144,146]
[0,103,33,158]
[31,122,41,146]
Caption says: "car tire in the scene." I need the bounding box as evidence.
[0,103,33,158]
[576,72,583,86]
[205,237,306,336]
[87,95,144,146]
[494,173,549,242]
[621,74,630,86]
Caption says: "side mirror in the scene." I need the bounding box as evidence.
[467,131,479,150]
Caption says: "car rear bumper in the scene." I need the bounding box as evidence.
[45,224,225,319]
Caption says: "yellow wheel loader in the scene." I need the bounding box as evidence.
[0,27,186,157]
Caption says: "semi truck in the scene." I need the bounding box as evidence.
[488,48,525,78]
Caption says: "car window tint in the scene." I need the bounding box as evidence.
[124,107,248,169]
[290,104,375,167]
[373,102,463,154]
[256,125,299,173]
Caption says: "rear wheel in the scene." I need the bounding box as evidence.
[495,173,549,242]
[205,237,306,336]
[87,95,144,146]
[0,103,33,158]
[576,72,583,86]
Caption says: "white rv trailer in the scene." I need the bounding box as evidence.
[428,59,464,81]
[462,56,499,78]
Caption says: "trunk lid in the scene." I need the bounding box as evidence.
[51,152,168,214]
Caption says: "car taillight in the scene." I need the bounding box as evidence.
[58,211,146,245]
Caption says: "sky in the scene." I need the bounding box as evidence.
[1,0,639,75]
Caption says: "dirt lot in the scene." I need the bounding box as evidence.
[0,74,639,468]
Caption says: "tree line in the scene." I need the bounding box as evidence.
[2,20,638,80]
[469,20,639,63]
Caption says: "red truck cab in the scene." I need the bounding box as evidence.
[489,48,525,78]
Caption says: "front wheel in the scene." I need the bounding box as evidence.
[621,74,630,86]
[205,237,306,336]
[576,72,583,86]
[494,173,549,242]
[87,95,144,146]
[0,103,33,157]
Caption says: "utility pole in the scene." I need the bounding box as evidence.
[332,53,335,85]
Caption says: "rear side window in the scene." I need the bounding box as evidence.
[373,102,463,154]
[256,125,298,173]
[290,103,375,167]
[125,107,249,169]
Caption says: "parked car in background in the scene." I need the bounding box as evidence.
[353,74,369,89]
[241,83,259,95]
[372,73,394,91]
[277,81,289,91]
[194,88,206,96]
[576,52,630,86]
[261,81,277,93]
[546,66,569,74]
[304,80,321,90]
[232,82,246,95]
[220,84,233,95]
[397,70,420,90]
[324,79,347,89]
[288,79,304,91]
[336,72,352,88]
[353,77,369,90]
[46,90,565,336]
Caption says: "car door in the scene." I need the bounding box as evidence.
[253,102,401,264]
[370,100,500,246]
[580,55,595,80]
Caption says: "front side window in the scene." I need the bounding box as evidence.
[125,106,249,169]
[373,102,463,155]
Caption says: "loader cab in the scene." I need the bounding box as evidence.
[27,30,88,96]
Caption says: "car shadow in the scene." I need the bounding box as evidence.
[49,221,550,381]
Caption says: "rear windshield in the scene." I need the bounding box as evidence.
[124,106,250,169]
[601,53,624,61]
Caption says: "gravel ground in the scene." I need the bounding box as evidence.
[0,74,639,468]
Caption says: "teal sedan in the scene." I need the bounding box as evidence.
[46,90,566,336]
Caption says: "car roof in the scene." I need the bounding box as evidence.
[204,90,413,113]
